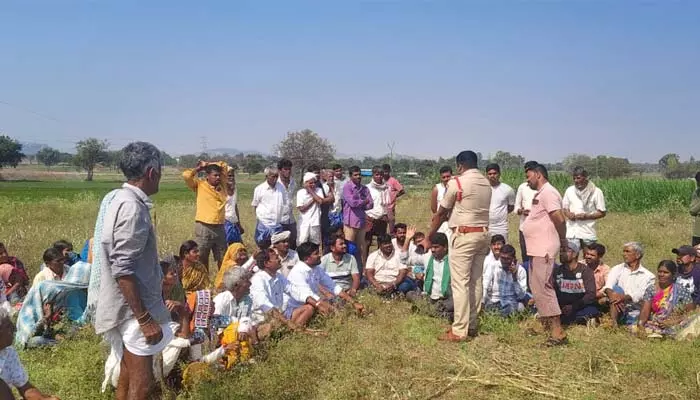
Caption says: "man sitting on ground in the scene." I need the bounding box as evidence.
[250,249,313,336]
[672,245,700,304]
[603,242,656,327]
[52,240,81,266]
[482,244,529,316]
[213,268,256,342]
[583,243,611,305]
[331,226,362,275]
[320,234,361,296]
[365,234,416,295]
[33,248,69,286]
[402,229,453,320]
[271,231,299,278]
[554,240,599,325]
[392,223,419,268]
[481,235,506,304]
[286,243,364,318]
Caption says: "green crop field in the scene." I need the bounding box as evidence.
[1,168,699,400]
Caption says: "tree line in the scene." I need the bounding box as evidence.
[0,131,697,181]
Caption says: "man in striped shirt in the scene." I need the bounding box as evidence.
[319,234,361,296]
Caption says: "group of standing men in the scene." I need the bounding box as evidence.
[186,159,406,271]
[428,151,607,344]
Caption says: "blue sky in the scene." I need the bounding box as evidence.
[1,1,698,162]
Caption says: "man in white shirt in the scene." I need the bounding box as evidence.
[481,234,506,308]
[324,167,344,243]
[562,166,607,249]
[603,242,655,327]
[402,230,453,320]
[277,158,298,249]
[286,242,364,318]
[366,234,416,295]
[297,172,334,247]
[250,248,314,332]
[482,244,529,316]
[271,231,299,278]
[486,163,515,238]
[514,161,539,263]
[332,163,348,193]
[392,223,417,259]
[32,248,69,286]
[224,167,244,245]
[365,166,391,259]
[252,167,286,246]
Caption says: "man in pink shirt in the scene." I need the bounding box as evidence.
[382,164,405,235]
[521,163,569,346]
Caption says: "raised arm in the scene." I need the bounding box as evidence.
[430,186,439,214]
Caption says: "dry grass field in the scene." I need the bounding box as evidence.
[1,168,698,400]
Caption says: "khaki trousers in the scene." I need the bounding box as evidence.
[449,230,490,337]
[344,225,367,265]
[529,255,561,318]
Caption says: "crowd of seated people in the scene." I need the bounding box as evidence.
[3,225,700,398]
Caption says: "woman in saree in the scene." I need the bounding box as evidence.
[214,243,254,290]
[179,241,210,295]
[638,260,696,338]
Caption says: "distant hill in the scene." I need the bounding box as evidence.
[206,148,266,156]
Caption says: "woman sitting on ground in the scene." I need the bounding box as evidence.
[179,241,210,295]
[638,260,696,338]
[161,260,190,338]
[215,243,254,290]
[0,243,29,304]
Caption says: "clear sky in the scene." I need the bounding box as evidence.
[1,1,698,163]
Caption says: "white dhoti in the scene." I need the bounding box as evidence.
[297,224,321,246]
[101,319,181,392]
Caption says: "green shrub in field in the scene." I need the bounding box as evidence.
[497,170,695,213]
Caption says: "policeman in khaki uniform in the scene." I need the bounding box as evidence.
[429,150,491,342]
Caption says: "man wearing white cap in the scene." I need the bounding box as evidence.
[296,172,334,247]
[271,231,299,278]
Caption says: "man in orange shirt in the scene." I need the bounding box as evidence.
[521,163,568,346]
[183,160,228,270]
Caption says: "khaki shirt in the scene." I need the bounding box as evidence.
[440,169,491,228]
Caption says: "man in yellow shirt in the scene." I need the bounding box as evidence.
[183,160,229,270]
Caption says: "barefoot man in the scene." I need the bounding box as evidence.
[521,163,569,346]
[95,142,172,399]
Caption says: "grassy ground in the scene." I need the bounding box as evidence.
[1,170,699,400]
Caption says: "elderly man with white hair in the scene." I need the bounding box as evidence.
[603,242,656,327]
[296,171,334,247]
[213,268,256,341]
[252,166,287,246]
[271,231,299,277]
